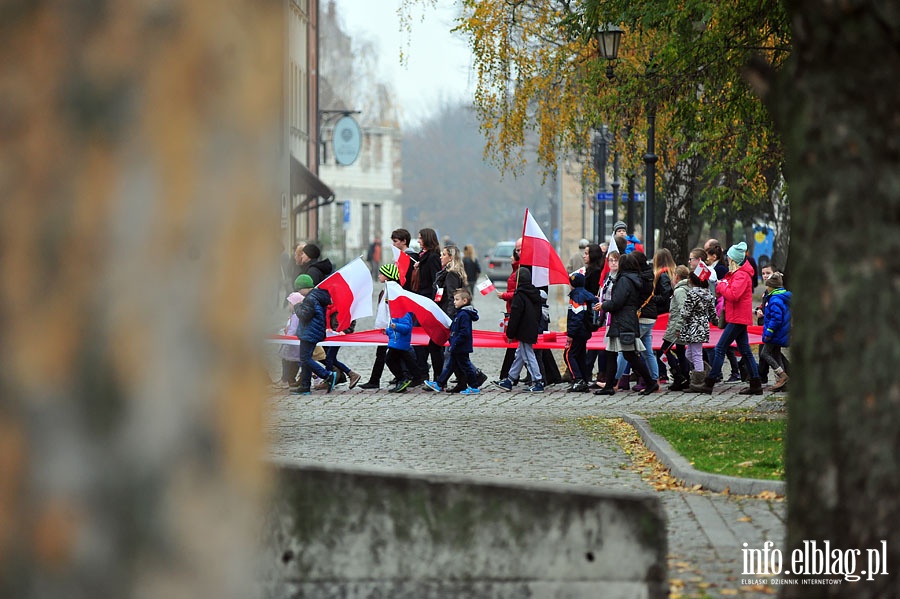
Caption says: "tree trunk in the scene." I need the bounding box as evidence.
[661,152,700,264]
[774,2,900,597]
[0,2,280,597]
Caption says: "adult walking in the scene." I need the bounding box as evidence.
[692,241,763,395]
[413,228,444,382]
[593,252,658,396]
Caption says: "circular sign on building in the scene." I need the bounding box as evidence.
[332,115,362,166]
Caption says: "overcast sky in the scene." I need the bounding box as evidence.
[330,0,473,128]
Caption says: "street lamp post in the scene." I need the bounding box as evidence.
[598,26,657,256]
[644,98,657,256]
[592,125,610,244]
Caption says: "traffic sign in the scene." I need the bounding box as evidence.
[595,191,644,202]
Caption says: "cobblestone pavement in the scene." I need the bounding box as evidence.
[265,286,787,598]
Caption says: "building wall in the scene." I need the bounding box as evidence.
[319,126,402,269]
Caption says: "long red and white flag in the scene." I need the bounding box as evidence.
[391,245,412,287]
[520,208,570,287]
[385,281,452,345]
[318,257,374,331]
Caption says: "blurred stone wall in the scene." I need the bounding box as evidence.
[0,2,281,597]
[264,461,668,599]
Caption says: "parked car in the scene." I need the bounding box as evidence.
[485,241,516,283]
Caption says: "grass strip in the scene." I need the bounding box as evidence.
[647,412,785,481]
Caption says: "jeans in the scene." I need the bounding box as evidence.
[709,323,759,381]
[298,340,331,391]
[616,321,658,380]
[437,352,478,388]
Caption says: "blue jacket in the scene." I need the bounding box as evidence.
[385,312,414,350]
[293,288,331,343]
[567,287,598,340]
[763,288,792,347]
[449,305,478,354]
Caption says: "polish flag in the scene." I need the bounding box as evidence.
[607,230,619,256]
[391,245,412,286]
[476,277,496,296]
[385,281,452,345]
[520,209,570,287]
[318,257,374,331]
[693,260,712,282]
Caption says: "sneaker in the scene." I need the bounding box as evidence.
[326,371,339,393]
[348,371,362,389]
[290,387,311,396]
[359,381,379,390]
[270,381,290,390]
[460,386,481,395]
[475,370,488,388]
[494,378,513,391]
[423,380,442,392]
[726,372,741,383]
[313,379,329,391]
[528,382,545,392]
[391,379,411,393]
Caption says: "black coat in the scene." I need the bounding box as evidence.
[601,271,644,338]
[641,269,673,319]
[506,277,542,344]
[435,269,464,317]
[306,258,334,286]
[415,249,442,299]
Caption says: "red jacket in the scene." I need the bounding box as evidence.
[717,260,755,326]
[499,261,520,312]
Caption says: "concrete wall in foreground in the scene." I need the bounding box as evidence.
[261,461,667,599]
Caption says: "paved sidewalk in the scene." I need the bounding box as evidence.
[267,352,787,599]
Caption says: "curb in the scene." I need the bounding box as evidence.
[622,414,786,497]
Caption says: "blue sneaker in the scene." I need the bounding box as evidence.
[528,381,545,392]
[494,378,513,391]
[326,371,339,393]
[423,380,442,392]
[290,388,311,396]
[460,386,481,395]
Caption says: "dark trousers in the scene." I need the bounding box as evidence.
[437,352,478,388]
[416,341,444,381]
[658,341,689,382]
[602,349,651,390]
[386,347,419,382]
[564,336,589,383]
[323,346,351,375]
[298,340,331,392]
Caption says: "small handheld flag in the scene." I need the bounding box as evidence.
[476,277,496,296]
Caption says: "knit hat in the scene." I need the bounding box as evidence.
[302,243,321,260]
[286,292,304,306]
[379,262,400,282]
[613,220,627,233]
[766,272,783,289]
[570,272,585,288]
[293,273,314,290]
[727,241,748,264]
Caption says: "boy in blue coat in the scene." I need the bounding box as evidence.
[385,310,418,393]
[760,273,792,391]
[424,288,482,394]
[290,285,339,395]
[564,272,598,393]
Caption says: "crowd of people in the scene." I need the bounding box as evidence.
[273,223,792,396]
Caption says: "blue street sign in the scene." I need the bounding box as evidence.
[595,192,644,202]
